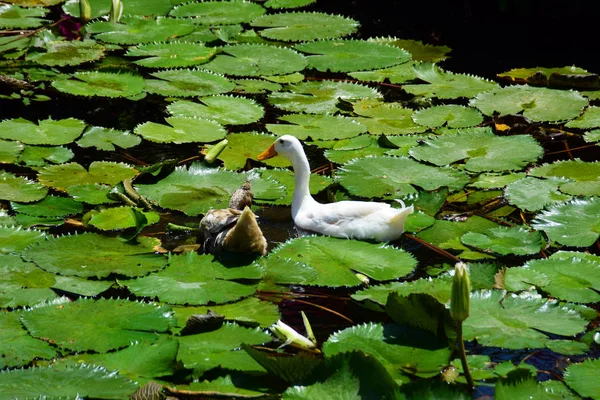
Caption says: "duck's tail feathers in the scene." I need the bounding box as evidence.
[390,204,414,232]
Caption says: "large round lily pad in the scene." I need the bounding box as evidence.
[0,117,85,145]
[135,116,226,144]
[266,113,366,140]
[170,0,265,25]
[251,12,358,42]
[167,95,264,125]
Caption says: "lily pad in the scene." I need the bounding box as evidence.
[170,0,265,25]
[368,37,451,62]
[265,0,316,8]
[0,117,85,145]
[409,128,543,172]
[22,232,166,278]
[532,198,600,247]
[21,297,174,352]
[564,358,600,399]
[412,105,483,128]
[337,156,468,198]
[0,311,56,369]
[135,116,226,144]
[63,0,176,18]
[0,226,46,255]
[0,139,23,163]
[267,114,367,140]
[349,62,419,84]
[352,98,427,135]
[26,40,105,66]
[11,195,83,217]
[204,44,307,77]
[67,183,118,205]
[145,68,235,97]
[38,161,138,191]
[168,95,264,125]
[295,39,411,72]
[461,226,544,256]
[234,78,282,94]
[352,277,452,307]
[323,135,389,163]
[86,16,195,45]
[470,172,527,189]
[565,105,600,129]
[88,206,160,231]
[17,145,74,167]
[504,177,573,211]
[470,85,589,122]
[0,5,48,29]
[251,12,359,42]
[76,126,141,151]
[126,41,216,69]
[52,71,146,98]
[529,159,600,196]
[0,170,48,203]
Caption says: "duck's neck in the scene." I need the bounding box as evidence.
[289,147,317,219]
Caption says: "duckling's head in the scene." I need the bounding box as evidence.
[257,135,302,161]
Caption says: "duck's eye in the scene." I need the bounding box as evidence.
[279,139,287,145]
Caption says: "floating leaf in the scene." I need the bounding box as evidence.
[22,297,174,352]
[409,128,543,172]
[52,71,145,98]
[76,126,141,151]
[234,78,282,94]
[251,12,358,42]
[529,159,600,196]
[0,226,46,255]
[352,98,427,135]
[0,170,47,203]
[412,105,483,128]
[126,41,216,68]
[584,129,600,143]
[26,40,105,66]
[88,206,160,231]
[0,5,48,29]
[38,161,138,191]
[179,374,271,397]
[17,145,74,167]
[86,16,195,45]
[402,63,499,99]
[353,277,452,307]
[67,183,118,205]
[295,39,410,72]
[470,172,527,189]
[170,0,265,24]
[565,105,600,129]
[349,62,418,84]
[0,117,85,145]
[0,139,23,163]
[270,80,382,114]
[145,68,235,97]
[564,358,600,399]
[135,116,226,144]
[532,198,600,247]
[260,236,417,287]
[267,114,366,140]
[461,226,544,256]
[265,0,316,8]
[22,232,166,278]
[11,195,83,217]
[125,252,261,305]
[219,132,290,169]
[168,95,264,125]
[337,156,468,198]
[322,135,389,163]
[0,311,56,369]
[504,177,572,211]
[470,85,589,122]
[369,37,451,62]
[204,44,307,77]
[63,0,175,18]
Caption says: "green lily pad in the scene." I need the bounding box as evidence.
[0,117,85,145]
[409,128,543,172]
[168,95,264,125]
[323,135,389,163]
[22,232,166,278]
[295,39,411,72]
[337,156,468,198]
[125,252,261,305]
[17,145,74,167]
[204,44,307,77]
[52,71,146,98]
[532,198,600,247]
[51,275,113,297]
[0,311,56,369]
[0,5,48,29]
[88,206,160,231]
[26,40,105,66]
[135,116,226,144]
[461,226,544,256]
[0,170,48,203]
[0,364,138,399]
[179,374,271,397]
[145,68,235,97]
[504,177,573,211]
[86,16,195,45]
[218,132,290,169]
[529,159,600,196]
[369,37,451,62]
[251,12,358,42]
[11,195,83,217]
[76,126,141,151]
[402,63,499,99]
[505,251,600,303]
[265,0,316,8]
[463,290,590,349]
[67,183,118,205]
[564,358,600,399]
[170,0,265,25]
[234,78,282,94]
[260,236,417,287]
[349,61,419,84]
[0,226,46,255]
[470,85,589,122]
[38,161,138,191]
[126,41,216,68]
[565,105,600,129]
[22,297,174,352]
[353,277,452,307]
[0,139,23,163]
[412,105,483,128]
[470,172,527,189]
[269,80,382,114]
[584,129,600,143]
[352,98,427,135]
[497,65,593,83]
[267,114,367,141]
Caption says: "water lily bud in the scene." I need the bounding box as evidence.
[203,139,228,163]
[594,331,600,345]
[109,0,123,23]
[79,0,92,22]
[355,273,370,286]
[270,320,316,351]
[450,262,470,322]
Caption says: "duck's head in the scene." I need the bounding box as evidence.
[257,135,301,161]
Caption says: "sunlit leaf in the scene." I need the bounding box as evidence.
[234,78,282,94]
[0,5,48,29]
[17,145,74,167]
[368,37,451,62]
[63,0,176,18]
[87,206,160,231]
[11,195,82,217]
[564,358,600,399]
[353,277,452,306]
[76,126,141,151]
[565,105,600,129]
[38,161,138,191]
[352,98,427,135]
[529,159,600,196]
[0,117,85,145]
[0,139,23,163]
[126,41,216,68]
[145,68,235,97]
[265,0,316,8]
[349,62,418,84]
[0,170,48,203]
[135,116,226,144]
[267,113,367,140]
[251,12,358,42]
[27,40,105,66]
[461,226,544,256]
[0,225,46,255]
[0,311,56,369]
[323,135,389,163]
[504,177,572,211]
[168,95,264,125]
[52,71,145,98]
[170,0,265,24]
[86,16,195,45]
[412,105,483,128]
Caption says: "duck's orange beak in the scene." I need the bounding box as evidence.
[257,143,277,160]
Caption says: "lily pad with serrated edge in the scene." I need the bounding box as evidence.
[259,236,417,287]
[76,126,141,151]
[529,159,600,196]
[63,0,175,18]
[11,195,83,217]
[265,0,316,8]
[0,139,23,163]
[337,156,468,199]
[22,232,166,278]
[352,98,427,135]
[22,297,174,352]
[368,37,451,62]
[0,311,56,369]
[409,128,543,172]
[126,41,216,69]
[0,226,46,255]
[256,167,332,205]
[168,95,264,125]
[135,116,226,144]
[470,84,588,122]
[170,0,265,24]
[234,78,282,94]
[66,183,118,205]
[295,39,411,73]
[412,105,483,128]
[321,135,389,163]
[584,129,600,143]
[86,16,195,45]
[219,132,291,169]
[403,63,499,99]
[0,117,85,145]
[52,71,145,98]
[469,173,527,189]
[18,145,74,167]
[269,80,382,114]
[564,358,600,399]
[251,11,358,42]
[204,44,307,77]
[497,65,592,83]
[565,105,600,129]
[0,5,48,29]
[504,176,572,211]
[504,251,600,303]
[145,68,235,97]
[0,170,48,203]
[532,198,600,247]
[38,161,138,191]
[266,113,367,140]
[125,252,261,305]
[349,62,419,84]
[461,226,544,256]
[87,206,160,231]
[177,375,272,397]
[26,40,105,67]
[352,276,453,307]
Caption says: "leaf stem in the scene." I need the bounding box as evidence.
[456,321,474,390]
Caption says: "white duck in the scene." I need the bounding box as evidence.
[258,135,414,242]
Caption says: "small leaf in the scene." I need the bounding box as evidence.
[352,98,427,135]
[369,37,451,62]
[77,126,141,151]
[38,161,138,191]
[88,206,160,231]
